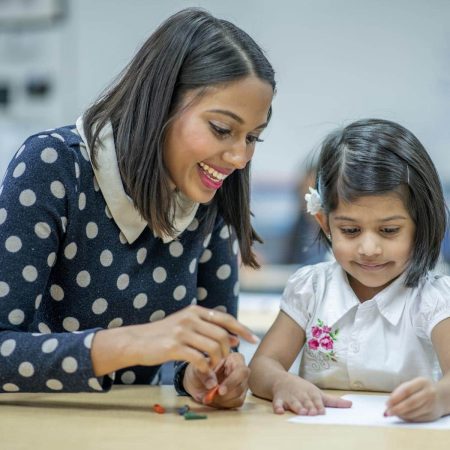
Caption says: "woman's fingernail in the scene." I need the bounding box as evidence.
[205,379,216,389]
[251,334,260,343]
[218,385,227,396]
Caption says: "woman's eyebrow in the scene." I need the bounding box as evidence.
[208,109,268,129]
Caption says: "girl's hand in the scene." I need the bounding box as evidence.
[271,373,352,415]
[184,352,250,409]
[385,377,444,422]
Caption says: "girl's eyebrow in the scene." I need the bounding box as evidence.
[334,215,408,222]
[208,109,268,130]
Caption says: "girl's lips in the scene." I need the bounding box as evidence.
[356,262,390,271]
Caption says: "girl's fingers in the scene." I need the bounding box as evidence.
[273,398,286,414]
[387,378,425,408]
[386,391,428,418]
[323,394,353,408]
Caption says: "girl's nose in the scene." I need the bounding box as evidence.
[358,234,382,256]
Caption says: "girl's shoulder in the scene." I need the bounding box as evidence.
[285,260,338,290]
[282,261,338,304]
[412,272,450,338]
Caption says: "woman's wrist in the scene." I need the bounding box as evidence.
[91,327,138,377]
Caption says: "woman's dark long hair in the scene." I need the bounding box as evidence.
[83,8,276,268]
[315,118,447,287]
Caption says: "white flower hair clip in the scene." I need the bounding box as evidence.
[305,187,322,215]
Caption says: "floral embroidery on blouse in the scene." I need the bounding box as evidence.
[307,318,339,362]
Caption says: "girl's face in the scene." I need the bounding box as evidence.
[163,76,273,204]
[317,194,415,301]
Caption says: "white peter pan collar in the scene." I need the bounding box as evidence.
[323,262,408,327]
[75,116,199,244]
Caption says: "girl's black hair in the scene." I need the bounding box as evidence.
[315,118,447,286]
[83,8,276,268]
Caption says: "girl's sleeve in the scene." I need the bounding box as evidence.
[414,274,450,340]
[280,265,317,330]
[0,135,109,393]
[195,217,239,318]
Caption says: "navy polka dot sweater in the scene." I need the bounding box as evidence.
[0,126,239,393]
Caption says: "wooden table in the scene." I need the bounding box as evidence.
[0,386,448,450]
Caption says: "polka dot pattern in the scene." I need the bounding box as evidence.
[41,147,58,164]
[0,125,238,392]
[9,309,25,325]
[42,338,58,353]
[0,208,7,224]
[1,339,16,356]
[5,236,22,252]
[153,267,167,283]
[0,281,9,298]
[50,181,65,199]
[13,162,26,178]
[133,293,148,309]
[18,362,35,377]
[92,298,108,314]
[86,222,98,239]
[35,222,51,239]
[100,249,113,266]
[22,265,38,282]
[0,281,10,297]
[173,285,187,301]
[62,357,78,373]
[19,189,36,206]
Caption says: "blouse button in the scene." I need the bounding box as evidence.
[350,342,360,353]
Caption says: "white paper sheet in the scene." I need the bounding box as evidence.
[288,395,450,429]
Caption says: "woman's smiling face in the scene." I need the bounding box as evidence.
[163,76,273,204]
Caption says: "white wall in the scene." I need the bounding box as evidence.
[1,0,449,183]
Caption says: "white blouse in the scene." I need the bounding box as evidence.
[281,261,450,392]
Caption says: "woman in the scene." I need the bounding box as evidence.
[0,8,275,409]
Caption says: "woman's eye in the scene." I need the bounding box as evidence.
[246,134,264,145]
[209,122,231,138]
[341,227,360,236]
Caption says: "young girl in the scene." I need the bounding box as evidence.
[0,7,274,409]
[249,118,450,422]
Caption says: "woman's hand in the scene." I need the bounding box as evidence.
[183,352,250,408]
[271,372,352,415]
[91,305,258,378]
[385,377,445,422]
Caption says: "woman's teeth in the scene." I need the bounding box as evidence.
[199,162,227,181]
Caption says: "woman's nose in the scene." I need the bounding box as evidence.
[222,141,253,170]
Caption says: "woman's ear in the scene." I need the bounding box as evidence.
[314,211,330,236]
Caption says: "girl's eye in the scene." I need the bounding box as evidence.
[246,134,264,145]
[341,227,360,236]
[381,227,400,235]
[209,122,231,138]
